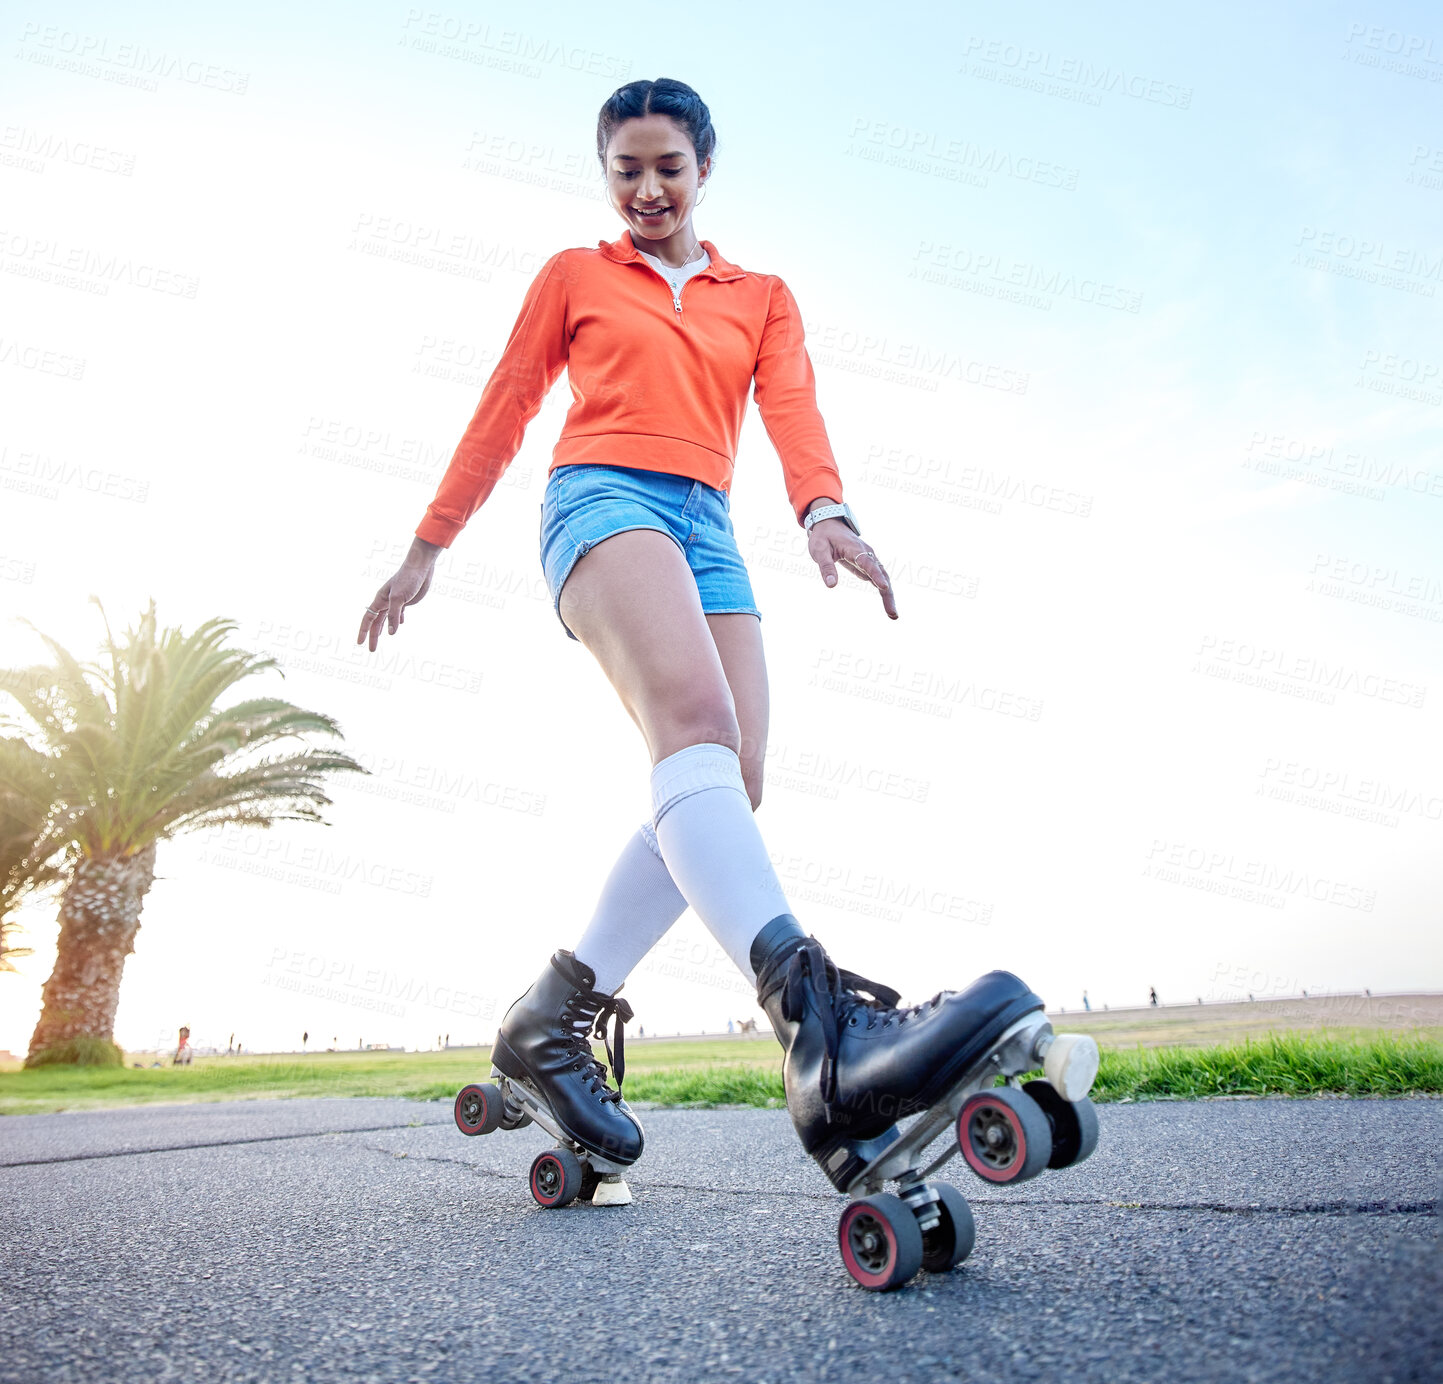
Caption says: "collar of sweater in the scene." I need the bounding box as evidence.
[597,227,747,281]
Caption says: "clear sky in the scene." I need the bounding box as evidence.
[2,0,1439,1056]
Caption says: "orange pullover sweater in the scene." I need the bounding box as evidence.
[414,228,845,548]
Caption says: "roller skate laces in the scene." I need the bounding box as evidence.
[558,977,633,1103]
[759,939,943,1121]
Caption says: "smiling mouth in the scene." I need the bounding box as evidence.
[634,206,672,218]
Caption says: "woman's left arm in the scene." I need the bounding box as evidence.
[753,276,898,619]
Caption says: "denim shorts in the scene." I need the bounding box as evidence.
[539,463,761,641]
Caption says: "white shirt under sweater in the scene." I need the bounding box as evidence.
[635,244,711,302]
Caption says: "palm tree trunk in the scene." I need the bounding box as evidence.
[25,841,158,1062]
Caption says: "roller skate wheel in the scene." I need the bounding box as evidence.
[838,1194,924,1291]
[956,1088,1052,1184]
[454,1082,504,1136]
[530,1148,585,1208]
[919,1183,976,1274]
[1043,1033,1099,1102]
[590,1175,633,1207]
[1023,1079,1100,1169]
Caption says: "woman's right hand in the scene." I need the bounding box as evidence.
[357,538,441,651]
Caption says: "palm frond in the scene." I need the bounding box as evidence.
[1,602,368,862]
[0,736,72,943]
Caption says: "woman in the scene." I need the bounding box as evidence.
[357,78,1044,1190]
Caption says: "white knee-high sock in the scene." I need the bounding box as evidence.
[571,821,690,995]
[650,742,793,980]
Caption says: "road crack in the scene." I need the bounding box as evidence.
[1,1121,452,1169]
[370,1149,1436,1218]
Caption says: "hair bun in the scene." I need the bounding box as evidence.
[596,77,717,173]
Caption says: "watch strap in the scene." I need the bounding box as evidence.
[804,502,859,535]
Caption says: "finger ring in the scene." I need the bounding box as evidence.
[366,605,384,614]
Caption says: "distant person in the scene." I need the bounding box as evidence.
[174,1025,193,1066]
[227,1031,235,1055]
[1149,987,1158,1007]
[302,1030,309,1051]
[1082,990,1091,1012]
[727,1019,735,1033]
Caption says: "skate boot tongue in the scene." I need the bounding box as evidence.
[767,941,904,1120]
[551,951,633,1095]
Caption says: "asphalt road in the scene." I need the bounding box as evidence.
[1,1096,1438,1384]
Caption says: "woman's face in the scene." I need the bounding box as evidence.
[604,114,710,247]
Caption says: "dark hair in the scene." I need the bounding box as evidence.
[596,78,717,175]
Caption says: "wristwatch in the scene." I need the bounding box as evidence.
[803,501,860,536]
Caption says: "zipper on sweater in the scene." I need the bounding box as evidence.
[633,257,709,319]
[676,272,708,320]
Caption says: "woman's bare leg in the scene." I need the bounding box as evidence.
[560,529,743,764]
[561,529,790,975]
[566,586,772,992]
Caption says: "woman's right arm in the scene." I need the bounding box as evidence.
[416,250,573,547]
[357,250,572,649]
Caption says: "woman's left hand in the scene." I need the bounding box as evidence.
[808,519,899,620]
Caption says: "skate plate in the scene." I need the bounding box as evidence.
[490,1069,633,1178]
[828,1012,1102,1289]
[846,1012,1097,1197]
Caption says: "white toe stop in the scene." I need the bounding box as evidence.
[1044,1034,1100,1102]
[591,1176,632,1207]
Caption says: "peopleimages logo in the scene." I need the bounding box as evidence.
[960,35,1193,109]
[804,317,1031,395]
[399,8,633,79]
[265,948,494,1020]
[860,442,1094,517]
[845,116,1080,190]
[15,22,250,94]
[1257,758,1443,825]
[200,825,433,898]
[254,620,484,695]
[1143,840,1377,913]
[1194,634,1427,709]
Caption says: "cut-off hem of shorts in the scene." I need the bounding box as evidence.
[698,607,763,622]
[553,521,686,642]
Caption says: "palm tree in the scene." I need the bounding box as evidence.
[2,718,77,974]
[0,598,367,1066]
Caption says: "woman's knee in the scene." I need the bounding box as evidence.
[656,729,763,811]
[654,705,742,764]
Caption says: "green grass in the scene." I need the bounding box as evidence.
[1089,1031,1443,1102]
[0,1031,1437,1116]
[0,1041,782,1116]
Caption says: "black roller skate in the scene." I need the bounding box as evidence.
[453,950,641,1209]
[752,915,1101,1291]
